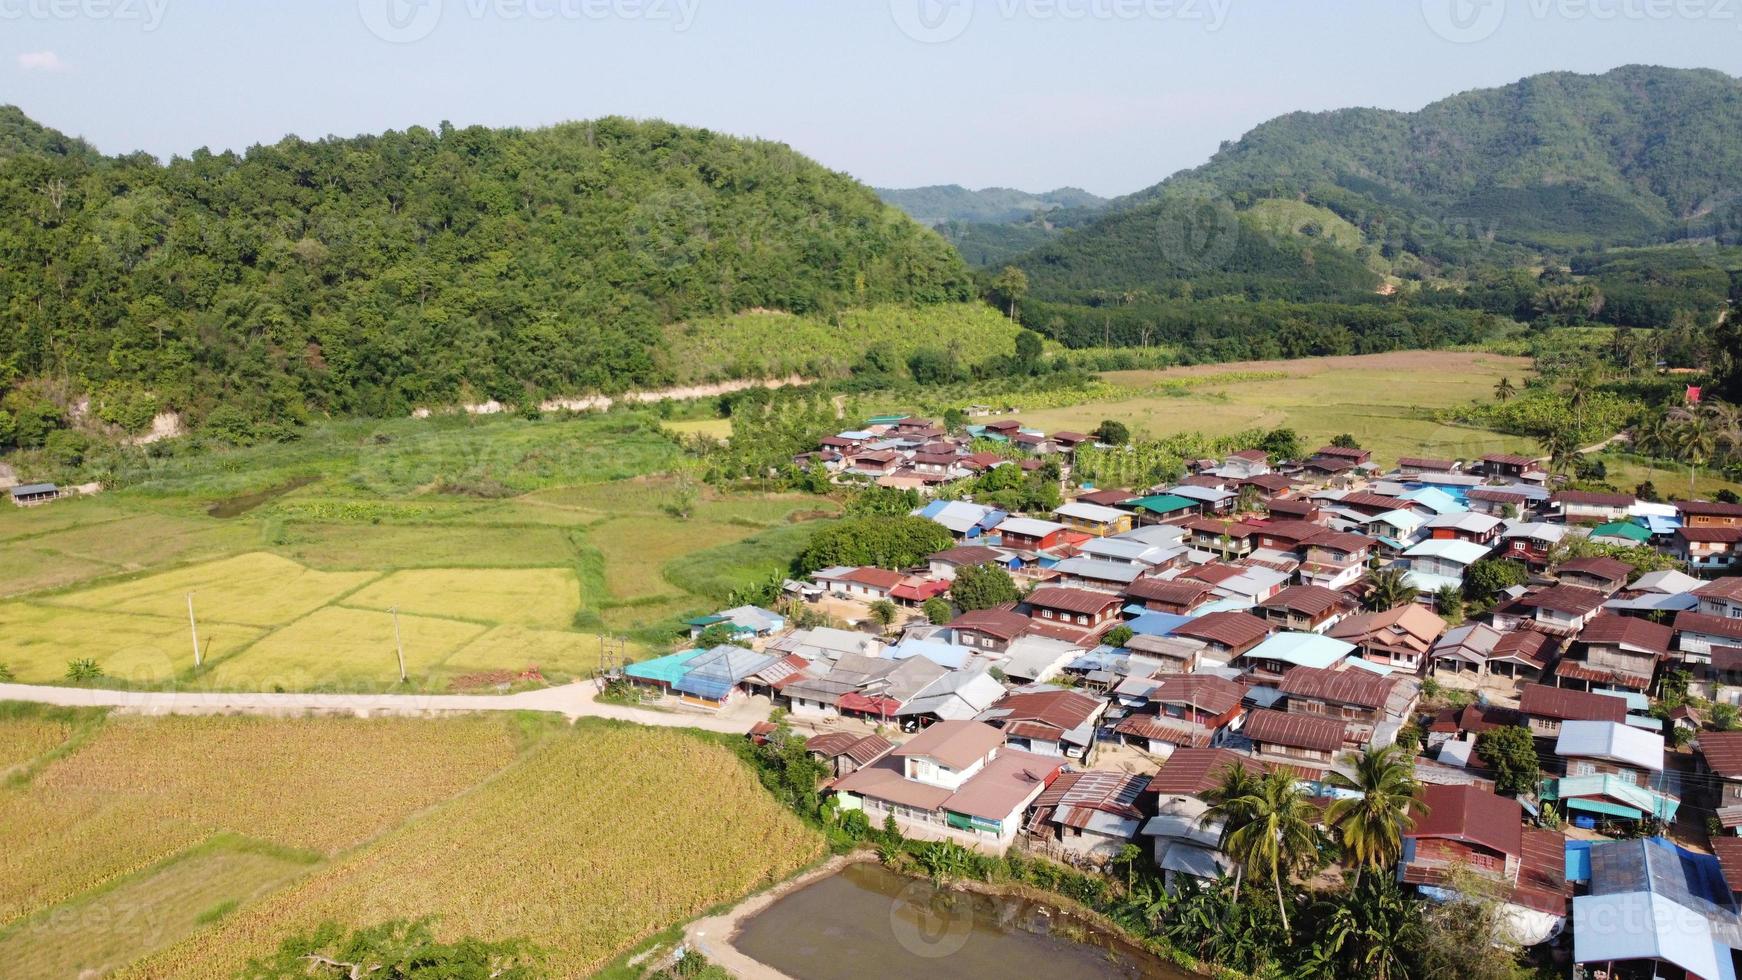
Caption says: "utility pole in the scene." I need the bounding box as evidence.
[186,593,202,668]
[390,607,407,684]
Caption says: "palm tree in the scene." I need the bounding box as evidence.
[1538,427,1582,480]
[1362,567,1416,613]
[1324,746,1425,881]
[1217,769,1319,938]
[1672,411,1718,496]
[1198,761,1263,901]
[1493,376,1516,402]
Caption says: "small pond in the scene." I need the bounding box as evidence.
[206,476,317,518]
[733,862,1192,980]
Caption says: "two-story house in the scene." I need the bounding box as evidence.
[1329,603,1448,675]
[1481,453,1549,485]
[1554,613,1671,694]
[1234,631,1357,686]
[1674,526,1742,573]
[830,721,1064,849]
[1181,517,1262,560]
[1054,502,1133,538]
[1399,538,1493,595]
[1112,674,1247,756]
[1555,556,1634,596]
[995,517,1079,553]
[1547,721,1678,826]
[1278,665,1419,749]
[1552,490,1636,524]
[1123,577,1215,616]
[1697,731,1742,832]
[1255,585,1353,634]
[1519,683,1628,739]
[1300,530,1373,591]
[977,689,1108,760]
[1171,611,1274,664]
[1500,522,1569,569]
[1496,584,1608,637]
[1674,578,1742,661]
[1423,511,1505,546]
[1242,707,1345,767]
[1024,587,1123,633]
[1397,784,1571,936]
[1677,500,1742,529]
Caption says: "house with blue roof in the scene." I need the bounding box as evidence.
[1573,837,1742,980]
[670,645,779,708]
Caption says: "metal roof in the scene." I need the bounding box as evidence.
[1555,720,1665,772]
[1241,631,1355,670]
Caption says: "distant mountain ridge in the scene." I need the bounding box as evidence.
[875,184,1108,226]
[1008,65,1742,310]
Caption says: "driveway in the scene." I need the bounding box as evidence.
[0,680,759,734]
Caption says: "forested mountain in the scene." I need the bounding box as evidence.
[1009,66,1742,351]
[875,184,1107,226]
[0,113,972,434]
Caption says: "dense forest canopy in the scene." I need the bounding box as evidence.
[0,112,972,430]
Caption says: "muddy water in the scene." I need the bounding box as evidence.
[205,476,317,518]
[733,862,1191,980]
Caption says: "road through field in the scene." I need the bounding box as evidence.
[0,680,756,733]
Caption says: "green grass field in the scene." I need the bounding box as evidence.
[0,410,840,690]
[1015,350,1541,466]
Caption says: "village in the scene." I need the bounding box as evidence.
[604,410,1742,980]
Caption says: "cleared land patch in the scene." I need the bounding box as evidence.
[343,568,581,629]
[121,723,824,979]
[1014,350,1538,466]
[0,713,519,926]
[43,553,378,628]
[204,605,487,690]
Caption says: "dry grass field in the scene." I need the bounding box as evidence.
[43,553,378,628]
[0,714,521,925]
[203,605,489,689]
[118,723,823,979]
[1016,350,1539,466]
[343,568,582,629]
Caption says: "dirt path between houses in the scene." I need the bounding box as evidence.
[0,679,758,733]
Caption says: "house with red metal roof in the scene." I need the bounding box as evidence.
[1242,707,1344,768]
[1113,674,1247,757]
[1495,584,1608,636]
[1519,683,1628,738]
[1697,731,1742,832]
[1397,784,1570,941]
[1277,665,1420,750]
[805,732,897,779]
[1024,587,1123,633]
[1255,584,1354,634]
[1171,611,1273,661]
[829,721,1064,851]
[1552,489,1636,524]
[1553,613,1672,694]
[1675,579,1742,661]
[947,607,1032,654]
[812,566,907,601]
[1555,556,1635,595]
[977,688,1108,760]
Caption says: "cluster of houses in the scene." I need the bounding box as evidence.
[632,420,1742,977]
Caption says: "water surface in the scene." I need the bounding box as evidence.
[734,862,1190,980]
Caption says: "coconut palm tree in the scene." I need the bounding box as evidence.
[1362,567,1416,613]
[1324,745,1425,882]
[1493,376,1516,402]
[1198,761,1263,900]
[1671,410,1719,496]
[1217,769,1319,938]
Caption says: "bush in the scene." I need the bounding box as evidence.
[64,658,103,682]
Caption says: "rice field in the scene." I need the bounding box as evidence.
[0,714,521,926]
[437,625,607,681]
[0,836,316,980]
[204,605,488,690]
[343,568,582,629]
[0,603,266,685]
[43,553,378,628]
[0,705,85,773]
[117,722,824,979]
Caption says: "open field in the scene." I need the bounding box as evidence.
[344,568,582,629]
[1016,350,1539,466]
[0,704,87,773]
[204,605,489,689]
[116,721,823,979]
[0,713,522,925]
[44,553,377,628]
[0,835,317,980]
[0,603,267,685]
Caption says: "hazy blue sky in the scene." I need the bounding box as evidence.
[6,0,1741,195]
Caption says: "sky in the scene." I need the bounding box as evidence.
[5,0,1742,197]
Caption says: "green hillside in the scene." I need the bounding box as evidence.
[875,184,1107,226]
[1007,66,1742,352]
[0,112,973,445]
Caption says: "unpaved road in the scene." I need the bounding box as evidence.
[0,680,756,733]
